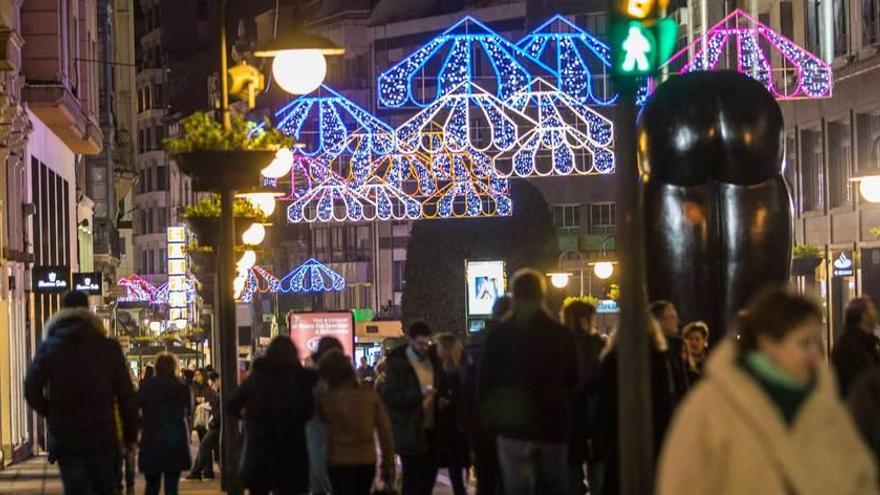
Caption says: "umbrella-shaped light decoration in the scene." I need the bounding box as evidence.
[117,274,157,303]
[152,274,199,305]
[662,9,832,99]
[278,258,346,293]
[286,172,423,223]
[377,16,555,108]
[273,85,396,156]
[500,78,614,177]
[239,266,281,303]
[395,81,533,157]
[516,15,651,105]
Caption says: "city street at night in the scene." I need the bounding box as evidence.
[2,0,880,494]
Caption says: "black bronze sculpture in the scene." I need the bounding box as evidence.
[638,71,792,343]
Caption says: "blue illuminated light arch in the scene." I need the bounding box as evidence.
[273,85,395,156]
[377,16,556,108]
[278,258,346,293]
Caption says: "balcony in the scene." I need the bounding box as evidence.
[22,83,103,154]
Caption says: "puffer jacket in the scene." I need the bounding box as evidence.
[25,308,138,457]
[657,339,877,495]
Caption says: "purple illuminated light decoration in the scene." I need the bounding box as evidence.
[152,274,199,305]
[662,9,832,99]
[278,258,346,293]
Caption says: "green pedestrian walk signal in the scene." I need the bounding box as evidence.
[609,0,678,78]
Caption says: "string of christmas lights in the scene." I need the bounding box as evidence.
[377,16,555,108]
[278,258,346,293]
[152,274,199,305]
[663,9,832,99]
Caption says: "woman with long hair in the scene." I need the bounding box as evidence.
[138,353,191,495]
[307,336,343,495]
[657,287,877,494]
[317,349,395,494]
[433,332,469,495]
[227,336,316,495]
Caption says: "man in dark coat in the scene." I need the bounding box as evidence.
[226,336,315,495]
[377,321,443,495]
[833,296,880,396]
[479,269,578,495]
[25,290,138,495]
[649,300,689,403]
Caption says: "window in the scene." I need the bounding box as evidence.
[140,249,148,272]
[145,127,154,151]
[828,118,852,207]
[552,204,581,232]
[801,127,825,212]
[154,83,164,107]
[138,129,145,153]
[146,208,153,234]
[156,165,168,190]
[780,1,795,40]
[834,0,850,56]
[157,207,167,232]
[147,248,155,274]
[785,133,799,213]
[857,110,880,170]
[158,249,166,273]
[589,203,616,234]
[393,260,406,292]
[865,0,879,45]
[119,236,126,257]
[805,0,822,56]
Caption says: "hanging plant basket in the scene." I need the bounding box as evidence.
[172,150,275,192]
[792,256,822,276]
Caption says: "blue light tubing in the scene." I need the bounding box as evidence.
[278,258,347,293]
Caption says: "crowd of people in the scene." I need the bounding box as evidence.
[22,270,880,494]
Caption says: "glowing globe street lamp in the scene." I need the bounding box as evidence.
[852,169,880,203]
[255,31,344,95]
[548,272,572,289]
[593,261,616,280]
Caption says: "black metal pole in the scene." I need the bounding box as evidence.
[614,87,654,493]
[218,188,240,494]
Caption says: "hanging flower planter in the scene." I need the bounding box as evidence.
[173,150,275,192]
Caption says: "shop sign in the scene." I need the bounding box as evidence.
[597,299,619,313]
[833,251,855,277]
[33,266,71,294]
[288,312,354,365]
[73,272,102,295]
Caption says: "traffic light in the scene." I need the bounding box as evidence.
[609,0,678,78]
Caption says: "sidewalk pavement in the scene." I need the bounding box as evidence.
[0,455,220,494]
[0,455,467,494]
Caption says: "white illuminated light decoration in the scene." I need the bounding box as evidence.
[242,223,266,246]
[272,50,327,95]
[860,176,880,203]
[503,78,614,176]
[593,262,614,280]
[662,9,833,99]
[377,16,554,108]
[549,272,571,289]
[240,266,281,303]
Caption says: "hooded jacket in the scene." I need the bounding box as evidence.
[657,339,877,495]
[24,308,138,457]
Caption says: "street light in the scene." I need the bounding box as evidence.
[254,27,344,96]
[242,223,266,246]
[548,272,572,289]
[594,261,615,279]
[852,168,880,203]
[237,191,284,216]
[261,148,295,179]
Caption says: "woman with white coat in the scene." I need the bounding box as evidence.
[656,286,877,495]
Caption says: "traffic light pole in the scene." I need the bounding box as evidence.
[614,86,654,493]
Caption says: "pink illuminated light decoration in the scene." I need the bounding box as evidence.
[117,274,157,303]
[662,9,832,99]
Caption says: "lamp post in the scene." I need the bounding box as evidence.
[211,2,343,492]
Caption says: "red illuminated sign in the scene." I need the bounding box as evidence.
[287,312,354,364]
